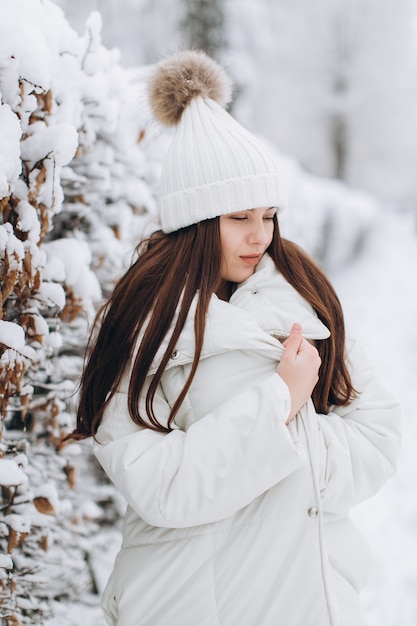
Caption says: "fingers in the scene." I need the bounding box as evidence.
[282,323,303,357]
[277,323,322,421]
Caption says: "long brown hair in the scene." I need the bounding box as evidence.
[69,215,355,440]
[267,219,356,413]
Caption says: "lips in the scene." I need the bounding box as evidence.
[240,254,262,266]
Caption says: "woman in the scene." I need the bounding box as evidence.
[69,51,401,625]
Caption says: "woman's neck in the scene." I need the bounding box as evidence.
[216,280,234,302]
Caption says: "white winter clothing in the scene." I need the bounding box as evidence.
[94,255,401,626]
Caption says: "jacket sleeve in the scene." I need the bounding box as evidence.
[316,341,401,514]
[94,373,308,528]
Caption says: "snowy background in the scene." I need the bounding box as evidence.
[0,0,416,624]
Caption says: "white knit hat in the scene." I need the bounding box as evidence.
[148,50,287,234]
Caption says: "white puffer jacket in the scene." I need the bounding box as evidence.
[94,255,401,626]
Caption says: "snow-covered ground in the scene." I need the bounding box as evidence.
[331,207,417,626]
[49,207,417,626]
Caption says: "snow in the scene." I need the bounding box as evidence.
[0,223,24,271]
[16,201,41,243]
[0,459,28,487]
[0,0,83,101]
[47,331,64,349]
[41,255,66,283]
[17,596,41,610]
[0,554,13,569]
[330,208,417,626]
[0,103,22,196]
[4,514,31,534]
[35,282,66,310]
[0,321,27,352]
[0,321,35,359]
[31,314,50,337]
[271,147,379,270]
[42,238,102,304]
[34,484,60,514]
[21,124,78,168]
[79,500,103,520]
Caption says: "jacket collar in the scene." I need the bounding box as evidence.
[148,254,330,374]
[230,254,330,341]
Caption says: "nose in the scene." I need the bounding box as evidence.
[248,218,271,246]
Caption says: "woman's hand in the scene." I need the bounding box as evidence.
[277,323,321,423]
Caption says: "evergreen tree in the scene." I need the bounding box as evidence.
[180,0,226,59]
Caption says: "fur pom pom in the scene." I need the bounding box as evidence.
[148,50,232,127]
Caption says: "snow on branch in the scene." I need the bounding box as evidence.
[0,0,156,621]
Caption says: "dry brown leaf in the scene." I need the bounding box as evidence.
[110,224,121,240]
[7,528,27,554]
[45,89,53,113]
[0,196,10,212]
[64,463,76,489]
[32,165,47,198]
[33,496,55,516]
[39,534,48,551]
[22,250,33,283]
[33,269,41,291]
[38,203,50,241]
[61,288,84,322]
[1,267,19,302]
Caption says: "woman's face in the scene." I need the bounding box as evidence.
[219,206,277,284]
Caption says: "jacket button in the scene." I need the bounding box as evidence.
[171,349,179,360]
[251,289,259,295]
[308,506,318,518]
